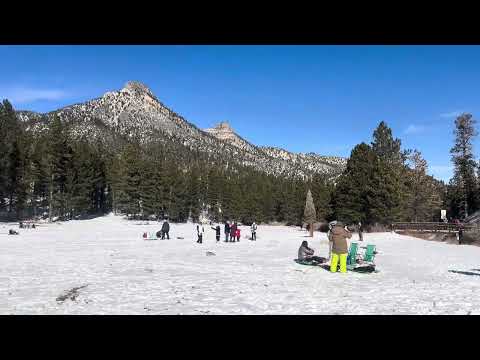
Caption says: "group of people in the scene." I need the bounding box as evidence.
[223,221,241,242]
[194,220,258,244]
[298,220,361,273]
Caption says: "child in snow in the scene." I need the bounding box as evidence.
[211,224,221,242]
[329,221,352,273]
[8,229,19,235]
[251,221,257,241]
[196,224,205,244]
[235,227,241,242]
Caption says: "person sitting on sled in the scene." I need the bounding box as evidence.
[330,221,352,273]
[298,241,325,264]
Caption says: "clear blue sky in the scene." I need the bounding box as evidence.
[1,45,480,182]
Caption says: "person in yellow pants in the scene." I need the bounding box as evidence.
[330,253,348,273]
[329,221,352,273]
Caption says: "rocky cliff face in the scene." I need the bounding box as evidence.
[17,81,347,179]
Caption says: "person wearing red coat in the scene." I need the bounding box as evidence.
[235,228,241,242]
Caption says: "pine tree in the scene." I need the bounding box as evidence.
[450,113,478,218]
[333,143,376,224]
[370,121,407,224]
[304,189,316,237]
[45,116,74,221]
[404,150,442,222]
[0,100,31,219]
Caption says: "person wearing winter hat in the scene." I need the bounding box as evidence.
[329,221,352,273]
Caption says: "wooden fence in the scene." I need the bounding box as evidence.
[391,222,478,233]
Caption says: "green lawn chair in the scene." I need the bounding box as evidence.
[363,244,376,263]
[346,242,359,270]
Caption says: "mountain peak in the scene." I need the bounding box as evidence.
[205,121,236,138]
[122,81,156,99]
[214,121,233,131]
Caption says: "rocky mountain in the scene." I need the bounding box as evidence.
[17,81,347,179]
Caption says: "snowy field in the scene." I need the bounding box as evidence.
[1,214,480,315]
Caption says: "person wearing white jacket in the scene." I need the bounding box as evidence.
[251,222,257,241]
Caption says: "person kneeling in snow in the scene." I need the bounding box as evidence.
[9,229,19,235]
[330,221,352,273]
[297,241,325,264]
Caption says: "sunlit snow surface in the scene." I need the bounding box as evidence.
[1,214,480,314]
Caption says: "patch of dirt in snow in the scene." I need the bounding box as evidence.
[56,285,89,303]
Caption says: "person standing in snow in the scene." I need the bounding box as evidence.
[196,223,205,244]
[458,222,464,245]
[211,224,221,242]
[251,221,257,241]
[235,227,241,242]
[230,222,237,243]
[358,221,363,242]
[330,221,352,273]
[224,221,231,242]
[327,221,337,260]
[161,219,170,239]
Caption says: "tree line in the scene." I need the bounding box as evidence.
[1,98,476,227]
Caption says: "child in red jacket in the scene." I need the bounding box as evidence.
[235,228,241,242]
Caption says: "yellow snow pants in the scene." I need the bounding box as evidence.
[330,253,347,273]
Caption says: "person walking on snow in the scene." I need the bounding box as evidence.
[211,224,221,242]
[235,227,241,242]
[330,221,352,273]
[251,221,257,241]
[224,221,231,242]
[230,222,237,243]
[161,219,170,239]
[196,223,205,244]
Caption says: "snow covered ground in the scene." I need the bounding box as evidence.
[1,214,480,315]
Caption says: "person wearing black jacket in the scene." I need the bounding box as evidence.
[224,221,231,242]
[161,220,170,239]
[358,222,363,242]
[211,225,221,242]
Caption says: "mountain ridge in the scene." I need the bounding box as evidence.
[16,81,347,179]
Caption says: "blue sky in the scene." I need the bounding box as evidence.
[1,45,480,182]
